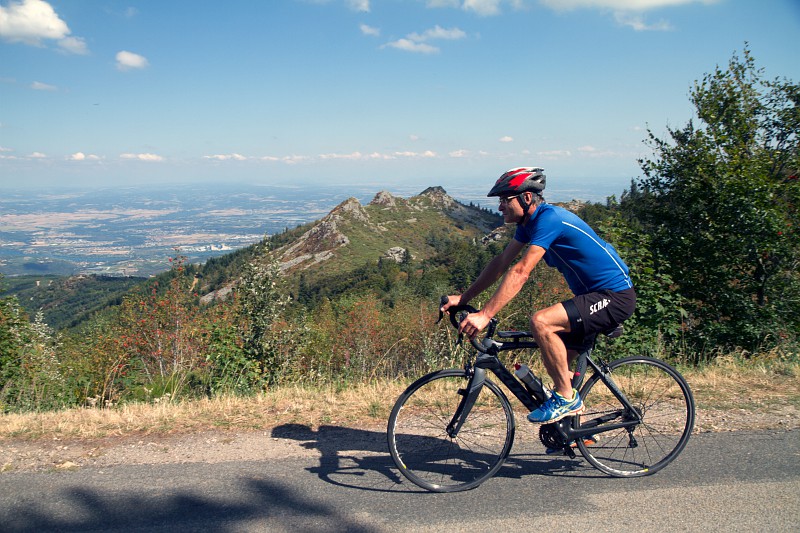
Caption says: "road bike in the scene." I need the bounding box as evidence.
[387,298,695,492]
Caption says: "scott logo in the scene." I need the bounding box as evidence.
[590,298,610,315]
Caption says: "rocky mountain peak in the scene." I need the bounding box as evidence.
[369,191,399,208]
[328,197,369,223]
[415,186,457,210]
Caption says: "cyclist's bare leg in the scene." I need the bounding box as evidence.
[530,303,574,398]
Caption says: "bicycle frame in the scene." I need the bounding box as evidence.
[449,337,643,446]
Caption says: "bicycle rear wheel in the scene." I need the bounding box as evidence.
[387,369,515,492]
[576,356,694,477]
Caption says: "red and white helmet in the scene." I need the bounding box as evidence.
[487,167,546,197]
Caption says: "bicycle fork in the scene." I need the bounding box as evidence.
[447,352,539,439]
[446,367,487,438]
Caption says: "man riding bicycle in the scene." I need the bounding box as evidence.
[441,167,636,424]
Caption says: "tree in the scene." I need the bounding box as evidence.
[636,46,799,352]
[236,244,290,385]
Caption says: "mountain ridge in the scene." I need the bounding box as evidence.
[271,186,502,278]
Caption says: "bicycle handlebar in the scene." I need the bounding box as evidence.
[438,296,499,354]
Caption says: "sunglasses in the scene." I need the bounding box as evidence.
[499,194,521,205]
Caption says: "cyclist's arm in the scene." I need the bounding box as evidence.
[458,238,526,306]
[482,244,545,319]
[457,244,545,338]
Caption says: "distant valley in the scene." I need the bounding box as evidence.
[0,179,623,277]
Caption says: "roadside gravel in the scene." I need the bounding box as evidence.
[2,403,798,473]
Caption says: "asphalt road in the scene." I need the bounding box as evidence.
[1,429,798,532]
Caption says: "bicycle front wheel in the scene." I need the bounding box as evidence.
[576,356,694,477]
[387,369,515,492]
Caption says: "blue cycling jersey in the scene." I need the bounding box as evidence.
[514,203,633,295]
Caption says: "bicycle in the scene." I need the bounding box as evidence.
[387,297,695,492]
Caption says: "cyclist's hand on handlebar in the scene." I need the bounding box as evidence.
[439,294,462,314]
[458,309,491,340]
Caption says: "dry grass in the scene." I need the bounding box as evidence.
[1,356,798,442]
[0,382,408,442]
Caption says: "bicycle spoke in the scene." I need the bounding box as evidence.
[388,370,514,492]
[576,357,694,477]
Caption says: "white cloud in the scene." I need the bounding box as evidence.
[58,35,88,54]
[384,24,466,54]
[203,153,248,161]
[347,0,370,12]
[537,149,572,159]
[120,153,163,161]
[614,12,672,30]
[0,0,67,44]
[463,0,503,16]
[30,80,57,91]
[0,146,13,152]
[320,151,394,161]
[359,24,381,37]
[68,152,101,161]
[360,23,380,36]
[578,145,617,157]
[116,50,149,71]
[0,0,88,53]
[539,0,713,10]
[29,151,47,158]
[539,0,711,31]
[281,155,311,164]
[449,149,470,158]
[384,38,440,54]
[499,136,514,143]
[395,150,437,158]
[409,25,466,41]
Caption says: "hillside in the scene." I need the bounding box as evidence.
[2,187,503,329]
[0,274,145,331]
[198,186,503,303]
[276,187,500,274]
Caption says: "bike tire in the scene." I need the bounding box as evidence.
[576,356,695,477]
[387,369,515,492]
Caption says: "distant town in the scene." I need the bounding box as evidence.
[0,180,623,277]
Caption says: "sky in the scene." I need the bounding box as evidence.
[1,0,799,194]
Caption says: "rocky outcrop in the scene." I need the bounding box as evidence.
[383,247,410,263]
[415,186,458,210]
[369,191,398,208]
[481,225,512,245]
[277,197,368,271]
[272,187,503,275]
[329,197,370,223]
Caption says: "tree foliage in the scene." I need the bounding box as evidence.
[634,46,799,352]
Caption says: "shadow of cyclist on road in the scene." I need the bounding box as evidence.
[271,423,410,492]
[271,423,597,492]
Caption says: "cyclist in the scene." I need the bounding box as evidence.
[441,167,636,424]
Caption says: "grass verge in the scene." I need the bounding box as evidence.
[1,356,798,442]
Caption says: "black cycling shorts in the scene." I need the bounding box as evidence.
[558,288,637,352]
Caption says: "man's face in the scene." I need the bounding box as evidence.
[499,193,525,223]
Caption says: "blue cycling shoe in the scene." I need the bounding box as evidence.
[528,389,584,424]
